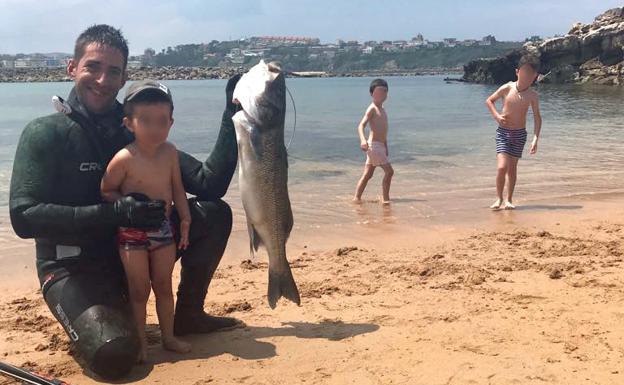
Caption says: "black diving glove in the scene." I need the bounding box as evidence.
[112,194,166,229]
[226,74,242,113]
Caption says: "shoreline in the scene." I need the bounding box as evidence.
[3,190,624,290]
[0,66,463,83]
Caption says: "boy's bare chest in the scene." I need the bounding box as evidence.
[505,88,533,107]
[123,156,172,197]
[503,89,532,111]
[371,109,388,129]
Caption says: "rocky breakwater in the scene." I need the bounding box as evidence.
[129,66,243,81]
[463,7,624,85]
[0,68,69,83]
[0,66,244,83]
[1,65,462,83]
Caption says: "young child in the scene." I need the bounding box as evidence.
[353,78,394,204]
[101,80,192,362]
[485,55,542,210]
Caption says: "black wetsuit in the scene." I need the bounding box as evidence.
[9,76,240,379]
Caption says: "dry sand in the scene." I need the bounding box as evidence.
[2,195,624,385]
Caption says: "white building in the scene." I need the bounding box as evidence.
[128,60,143,69]
[411,34,425,45]
[480,35,497,46]
[15,58,47,68]
[443,38,457,47]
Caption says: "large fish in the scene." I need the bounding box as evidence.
[232,60,300,308]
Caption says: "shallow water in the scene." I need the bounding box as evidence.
[0,76,622,233]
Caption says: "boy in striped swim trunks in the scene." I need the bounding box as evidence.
[485,55,542,210]
[353,79,394,204]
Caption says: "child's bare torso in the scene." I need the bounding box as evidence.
[120,142,175,215]
[500,82,538,129]
[368,104,388,143]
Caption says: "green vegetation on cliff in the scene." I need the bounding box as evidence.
[147,42,522,71]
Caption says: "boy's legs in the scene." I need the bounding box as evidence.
[119,248,151,362]
[150,243,191,353]
[492,153,509,209]
[380,163,394,204]
[504,156,520,209]
[354,164,376,201]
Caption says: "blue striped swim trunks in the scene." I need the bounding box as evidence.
[496,127,527,158]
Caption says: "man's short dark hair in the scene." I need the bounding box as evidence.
[123,90,174,119]
[74,24,129,67]
[370,78,389,94]
[517,55,540,73]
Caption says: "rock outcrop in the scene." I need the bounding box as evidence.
[463,7,624,85]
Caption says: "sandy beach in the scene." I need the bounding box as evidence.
[1,193,624,385]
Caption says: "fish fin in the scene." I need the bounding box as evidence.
[247,223,262,258]
[284,206,294,238]
[268,266,301,309]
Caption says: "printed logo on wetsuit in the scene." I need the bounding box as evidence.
[55,303,79,341]
[79,162,102,172]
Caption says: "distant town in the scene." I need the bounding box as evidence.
[0,33,540,71]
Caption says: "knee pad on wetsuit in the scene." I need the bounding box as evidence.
[75,305,139,379]
[43,271,140,380]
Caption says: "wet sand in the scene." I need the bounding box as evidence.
[2,194,624,384]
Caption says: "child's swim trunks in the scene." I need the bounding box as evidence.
[366,140,390,166]
[118,218,175,251]
[496,127,527,158]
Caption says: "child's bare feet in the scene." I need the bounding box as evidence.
[490,199,502,210]
[503,201,516,210]
[352,197,362,204]
[163,336,191,353]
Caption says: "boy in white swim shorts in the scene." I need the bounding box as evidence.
[353,79,394,204]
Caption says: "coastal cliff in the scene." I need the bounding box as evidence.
[463,7,624,85]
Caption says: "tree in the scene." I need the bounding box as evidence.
[142,48,156,66]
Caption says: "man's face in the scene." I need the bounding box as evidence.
[67,43,127,114]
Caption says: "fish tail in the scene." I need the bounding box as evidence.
[268,267,301,309]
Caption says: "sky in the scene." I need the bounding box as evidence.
[0,0,621,55]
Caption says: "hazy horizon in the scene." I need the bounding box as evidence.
[0,0,622,55]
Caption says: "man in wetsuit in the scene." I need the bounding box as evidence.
[9,25,241,379]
